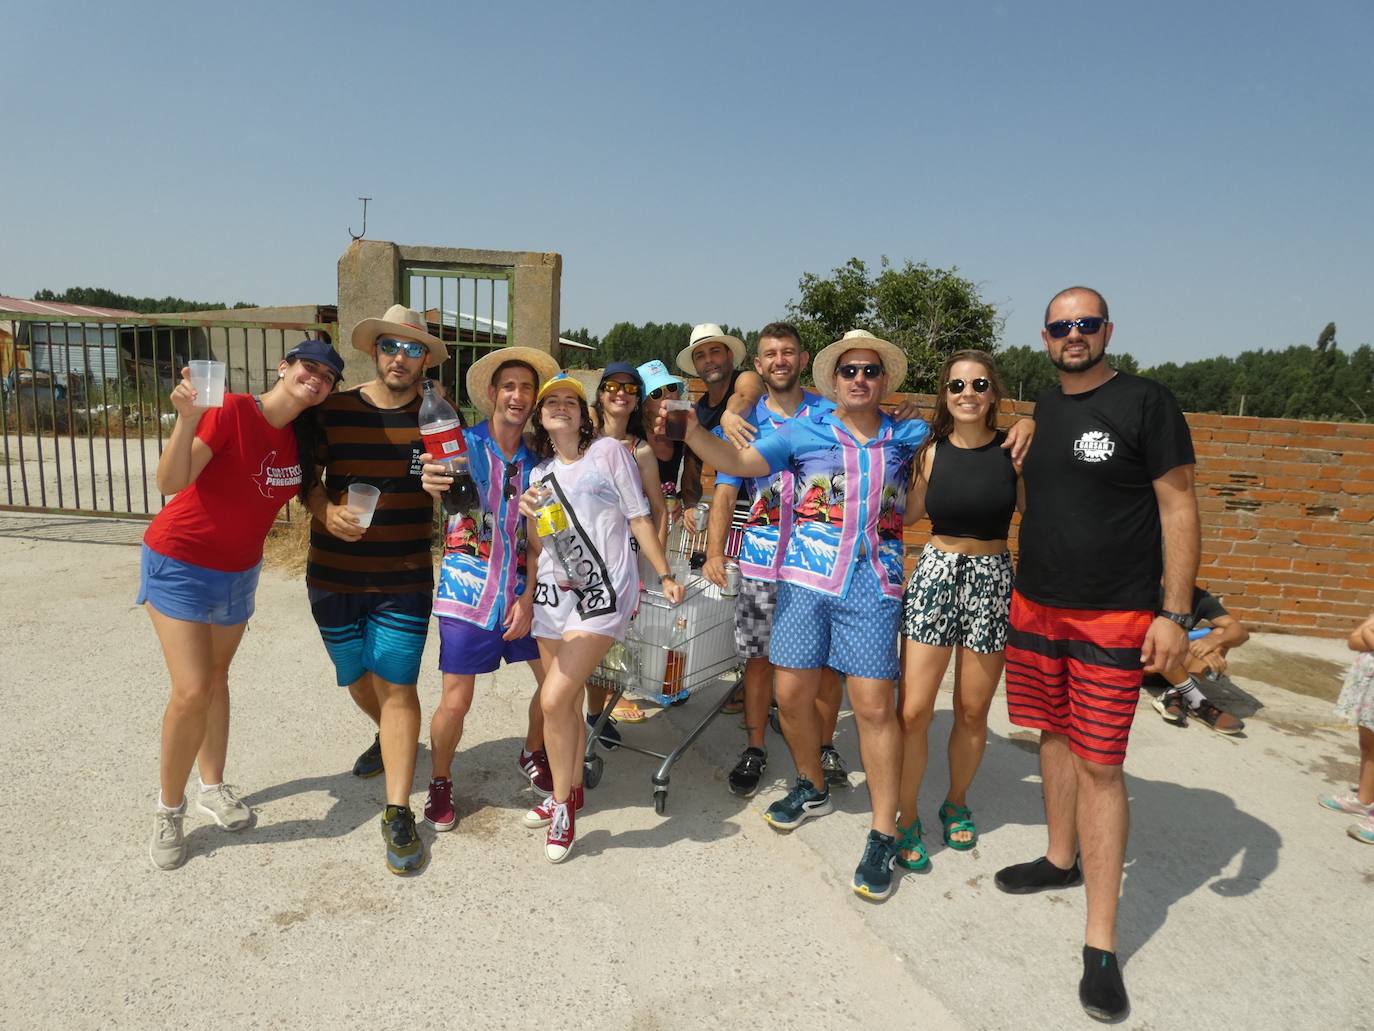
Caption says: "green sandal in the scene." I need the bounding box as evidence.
[939,800,977,851]
[895,817,930,871]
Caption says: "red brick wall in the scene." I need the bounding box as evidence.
[686,379,1372,637]
[895,396,1373,638]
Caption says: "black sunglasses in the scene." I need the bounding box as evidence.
[649,383,682,400]
[1045,317,1106,339]
[837,363,884,381]
[600,380,641,396]
[377,337,428,359]
[502,461,520,500]
[946,377,991,395]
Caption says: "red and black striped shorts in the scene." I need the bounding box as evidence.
[1004,590,1152,766]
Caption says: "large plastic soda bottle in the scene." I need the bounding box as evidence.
[532,481,588,590]
[419,379,478,515]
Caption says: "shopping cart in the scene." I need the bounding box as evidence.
[582,521,744,814]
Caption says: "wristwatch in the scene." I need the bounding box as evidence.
[1158,609,1197,631]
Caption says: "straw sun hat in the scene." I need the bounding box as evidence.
[466,347,561,418]
[350,304,448,364]
[810,329,908,399]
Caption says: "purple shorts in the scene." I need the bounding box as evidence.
[438,615,539,675]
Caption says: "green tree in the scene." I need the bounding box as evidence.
[786,257,1004,392]
[33,286,257,313]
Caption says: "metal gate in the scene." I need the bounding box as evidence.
[0,311,337,518]
[401,264,513,416]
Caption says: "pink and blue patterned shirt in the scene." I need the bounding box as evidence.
[752,409,929,600]
[434,423,536,630]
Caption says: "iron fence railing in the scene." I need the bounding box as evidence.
[402,265,513,418]
[0,312,335,518]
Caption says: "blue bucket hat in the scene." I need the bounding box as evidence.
[285,338,345,383]
[636,358,687,398]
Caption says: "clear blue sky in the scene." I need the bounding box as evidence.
[4,0,1370,366]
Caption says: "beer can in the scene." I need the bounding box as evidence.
[692,499,711,533]
[722,560,741,597]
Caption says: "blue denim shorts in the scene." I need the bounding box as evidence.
[770,562,901,680]
[136,544,261,626]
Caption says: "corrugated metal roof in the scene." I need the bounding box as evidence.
[0,295,140,320]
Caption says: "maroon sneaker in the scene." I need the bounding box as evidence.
[518,748,553,793]
[545,797,576,863]
[423,777,457,831]
[522,785,584,828]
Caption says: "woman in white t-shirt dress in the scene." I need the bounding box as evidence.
[519,373,684,863]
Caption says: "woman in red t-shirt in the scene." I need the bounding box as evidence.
[143,340,343,871]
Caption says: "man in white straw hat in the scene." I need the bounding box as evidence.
[300,303,448,875]
[666,328,928,902]
[418,345,563,839]
[675,323,763,509]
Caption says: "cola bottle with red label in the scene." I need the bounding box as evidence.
[419,379,478,515]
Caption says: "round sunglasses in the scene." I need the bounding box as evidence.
[946,377,991,394]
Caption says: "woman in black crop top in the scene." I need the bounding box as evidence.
[894,350,1024,870]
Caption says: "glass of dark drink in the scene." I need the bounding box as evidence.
[663,399,693,441]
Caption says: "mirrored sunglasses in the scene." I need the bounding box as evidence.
[377,337,428,359]
[600,380,641,396]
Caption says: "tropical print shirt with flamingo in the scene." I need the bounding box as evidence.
[434,423,535,630]
[752,409,929,600]
[715,391,832,582]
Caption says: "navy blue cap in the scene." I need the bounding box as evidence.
[285,338,345,381]
[599,360,644,391]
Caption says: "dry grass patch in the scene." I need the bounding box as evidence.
[262,501,312,576]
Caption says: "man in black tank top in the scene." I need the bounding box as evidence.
[674,323,763,509]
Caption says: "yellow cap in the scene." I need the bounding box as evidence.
[536,371,587,404]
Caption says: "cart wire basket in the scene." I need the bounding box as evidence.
[582,522,744,814]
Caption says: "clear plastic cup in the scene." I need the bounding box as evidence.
[663,399,693,440]
[347,483,381,529]
[189,360,226,408]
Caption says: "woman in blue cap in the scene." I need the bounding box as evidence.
[142,339,344,871]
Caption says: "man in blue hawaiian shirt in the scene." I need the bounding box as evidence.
[419,346,561,834]
[674,329,928,902]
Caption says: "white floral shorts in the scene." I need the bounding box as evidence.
[901,544,1013,653]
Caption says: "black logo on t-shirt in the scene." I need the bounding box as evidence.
[1072,431,1116,463]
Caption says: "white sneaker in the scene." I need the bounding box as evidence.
[196,784,253,830]
[150,807,187,870]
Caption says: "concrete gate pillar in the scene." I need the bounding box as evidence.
[337,241,562,388]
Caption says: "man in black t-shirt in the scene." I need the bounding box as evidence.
[997,286,1200,1022]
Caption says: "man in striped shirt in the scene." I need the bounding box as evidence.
[303,304,446,876]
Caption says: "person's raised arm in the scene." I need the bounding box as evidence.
[718,370,766,447]
[1141,464,1200,673]
[155,368,215,494]
[659,406,770,479]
